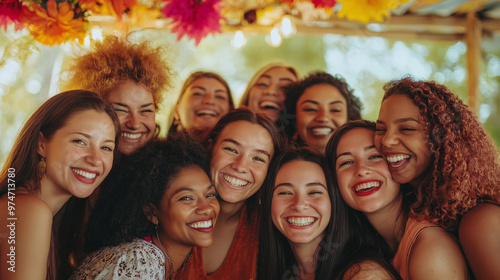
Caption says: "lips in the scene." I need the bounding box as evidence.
[310,127,334,136]
[188,218,214,232]
[259,101,281,112]
[223,174,249,188]
[196,109,218,117]
[352,180,381,196]
[286,216,317,227]
[386,153,411,169]
[72,168,99,183]
[121,132,143,140]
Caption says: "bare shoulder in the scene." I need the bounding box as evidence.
[459,203,500,280]
[343,260,395,280]
[409,227,468,280]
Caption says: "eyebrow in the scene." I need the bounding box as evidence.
[275,182,327,189]
[376,118,420,125]
[259,75,294,83]
[111,102,154,108]
[74,132,115,144]
[300,100,345,106]
[221,139,271,159]
[336,145,376,159]
[173,184,214,195]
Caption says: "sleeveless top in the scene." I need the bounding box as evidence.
[176,205,260,280]
[391,217,440,279]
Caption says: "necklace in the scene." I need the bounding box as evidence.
[155,229,174,279]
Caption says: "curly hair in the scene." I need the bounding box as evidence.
[383,77,500,230]
[283,71,363,138]
[84,132,210,252]
[61,35,172,107]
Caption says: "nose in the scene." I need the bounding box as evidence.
[125,112,141,130]
[202,93,216,105]
[195,197,213,215]
[314,108,329,123]
[355,160,371,177]
[230,155,248,173]
[291,194,309,211]
[380,130,399,148]
[85,146,103,167]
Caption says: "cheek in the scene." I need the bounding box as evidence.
[270,199,283,225]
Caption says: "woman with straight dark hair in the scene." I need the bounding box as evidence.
[168,71,234,136]
[258,146,400,280]
[0,90,120,280]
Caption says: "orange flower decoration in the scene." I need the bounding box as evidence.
[79,0,108,14]
[21,0,86,45]
[337,0,409,23]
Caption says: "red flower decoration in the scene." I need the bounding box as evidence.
[162,0,223,45]
[0,0,25,31]
[312,0,336,8]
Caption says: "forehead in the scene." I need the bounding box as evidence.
[380,94,420,118]
[337,128,375,154]
[299,83,346,104]
[164,166,211,195]
[189,77,226,89]
[260,67,297,81]
[277,160,325,179]
[215,120,274,151]
[107,81,154,104]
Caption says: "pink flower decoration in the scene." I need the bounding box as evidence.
[162,0,223,45]
[312,0,336,8]
[0,0,25,31]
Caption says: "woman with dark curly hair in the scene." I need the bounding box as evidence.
[62,35,173,155]
[284,71,363,154]
[374,77,500,279]
[70,134,219,279]
[176,108,287,279]
[328,120,468,280]
[168,71,235,137]
[259,146,401,280]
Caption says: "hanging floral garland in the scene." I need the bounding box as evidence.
[0,0,414,46]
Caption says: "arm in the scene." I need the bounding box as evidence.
[408,227,469,280]
[459,203,500,280]
[0,195,52,280]
[343,260,396,280]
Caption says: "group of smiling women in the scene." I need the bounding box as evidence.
[0,35,499,280]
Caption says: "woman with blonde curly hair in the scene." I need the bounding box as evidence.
[62,35,173,155]
[374,77,500,279]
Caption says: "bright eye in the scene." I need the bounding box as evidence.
[309,191,324,195]
[179,196,193,201]
[303,108,317,112]
[276,191,292,196]
[223,147,237,154]
[73,139,86,145]
[113,108,127,113]
[101,146,114,152]
[253,156,265,163]
[338,160,353,167]
[401,127,416,131]
[256,83,268,88]
[369,154,383,160]
[331,109,341,113]
[141,109,154,113]
[206,191,217,198]
[216,95,227,100]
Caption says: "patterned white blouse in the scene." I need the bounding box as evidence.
[70,239,165,280]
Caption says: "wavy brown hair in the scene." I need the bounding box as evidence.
[382,77,500,230]
[61,35,173,108]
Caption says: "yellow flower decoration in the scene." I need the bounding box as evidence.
[337,0,410,23]
[22,0,87,45]
[79,0,108,14]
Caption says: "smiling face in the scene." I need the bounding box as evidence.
[296,84,348,154]
[175,77,231,131]
[247,67,297,121]
[37,109,116,199]
[210,120,274,205]
[107,80,156,155]
[271,160,331,246]
[374,94,432,187]
[336,128,401,214]
[154,165,220,249]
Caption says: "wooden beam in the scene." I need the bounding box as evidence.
[466,12,481,114]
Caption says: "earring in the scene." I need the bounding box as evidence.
[38,157,46,175]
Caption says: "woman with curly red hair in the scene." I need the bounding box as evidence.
[374,77,500,279]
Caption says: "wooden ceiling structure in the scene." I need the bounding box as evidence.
[220,0,500,114]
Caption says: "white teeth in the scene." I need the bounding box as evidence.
[189,220,213,229]
[287,217,315,226]
[311,127,333,135]
[386,154,410,163]
[223,175,249,187]
[197,110,217,116]
[122,132,141,139]
[72,168,97,179]
[354,181,380,193]
[259,101,279,111]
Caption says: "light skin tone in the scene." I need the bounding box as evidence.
[374,94,432,187]
[203,120,274,273]
[0,109,116,280]
[296,83,348,154]
[175,77,231,131]
[336,128,468,279]
[108,80,156,155]
[149,165,220,277]
[272,160,331,280]
[247,67,297,121]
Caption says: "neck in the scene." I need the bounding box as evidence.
[153,231,192,276]
[217,197,246,223]
[364,194,406,252]
[38,177,72,216]
[289,237,322,280]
